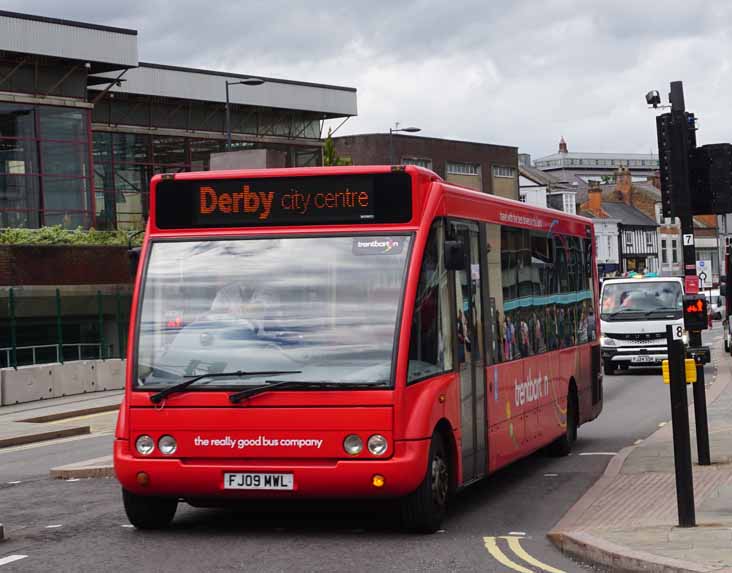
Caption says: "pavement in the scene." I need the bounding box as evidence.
[550,335,732,573]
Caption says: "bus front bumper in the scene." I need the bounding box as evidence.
[114,439,430,499]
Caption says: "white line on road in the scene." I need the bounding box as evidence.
[634,439,643,445]
[543,473,559,477]
[65,478,80,482]
[121,524,134,528]
[6,481,21,485]
[578,452,616,456]
[45,524,62,529]
[0,555,28,566]
[508,531,526,536]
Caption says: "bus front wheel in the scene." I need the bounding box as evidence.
[400,433,450,534]
[122,488,177,529]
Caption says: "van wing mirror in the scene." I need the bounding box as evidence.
[444,240,466,271]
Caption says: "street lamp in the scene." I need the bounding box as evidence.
[389,124,421,164]
[225,78,265,151]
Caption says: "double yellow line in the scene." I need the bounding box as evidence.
[483,536,566,573]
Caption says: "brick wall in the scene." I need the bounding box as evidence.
[333,134,518,199]
[0,246,133,286]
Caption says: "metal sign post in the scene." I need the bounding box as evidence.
[666,325,696,527]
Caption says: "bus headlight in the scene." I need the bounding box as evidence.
[135,435,155,456]
[367,434,388,456]
[343,434,363,455]
[600,336,616,347]
[158,435,177,455]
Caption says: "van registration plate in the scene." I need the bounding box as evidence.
[631,356,655,363]
[224,472,294,490]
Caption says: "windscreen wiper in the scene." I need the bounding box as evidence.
[229,380,388,404]
[149,370,302,403]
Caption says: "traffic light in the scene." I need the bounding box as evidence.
[657,111,697,217]
[689,143,732,214]
[683,294,708,331]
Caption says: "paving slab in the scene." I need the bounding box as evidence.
[0,390,122,448]
[49,455,114,479]
[549,337,732,573]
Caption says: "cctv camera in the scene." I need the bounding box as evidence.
[645,90,661,108]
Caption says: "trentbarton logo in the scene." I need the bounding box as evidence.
[353,237,404,255]
[514,370,549,406]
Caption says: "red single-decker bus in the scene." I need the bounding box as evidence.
[114,165,602,532]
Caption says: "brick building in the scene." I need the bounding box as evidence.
[333,134,519,200]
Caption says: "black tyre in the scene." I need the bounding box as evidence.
[122,488,177,530]
[400,433,450,533]
[603,360,616,376]
[725,338,730,353]
[547,389,577,457]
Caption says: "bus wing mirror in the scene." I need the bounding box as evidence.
[128,247,141,278]
[444,241,466,271]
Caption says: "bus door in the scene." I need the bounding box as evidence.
[449,221,487,483]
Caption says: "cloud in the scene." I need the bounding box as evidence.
[8,0,732,158]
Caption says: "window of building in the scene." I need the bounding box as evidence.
[662,239,668,263]
[407,221,453,383]
[0,102,92,229]
[672,239,678,263]
[646,232,654,247]
[402,157,432,169]
[493,166,516,178]
[446,161,479,176]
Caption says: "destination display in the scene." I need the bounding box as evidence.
[154,172,412,229]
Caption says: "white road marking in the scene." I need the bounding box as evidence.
[578,452,616,456]
[0,555,28,566]
[6,481,21,485]
[121,524,134,528]
[634,439,643,445]
[543,473,559,477]
[65,478,80,482]
[45,524,62,529]
[508,531,526,536]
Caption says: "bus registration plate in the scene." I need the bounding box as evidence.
[224,472,294,490]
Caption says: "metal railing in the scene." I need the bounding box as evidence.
[2,287,131,369]
[0,343,112,368]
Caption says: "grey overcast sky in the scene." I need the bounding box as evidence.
[8,0,732,159]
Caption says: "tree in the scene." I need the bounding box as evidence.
[323,128,352,166]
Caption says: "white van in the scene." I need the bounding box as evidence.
[599,277,685,375]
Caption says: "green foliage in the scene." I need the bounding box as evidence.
[0,226,143,246]
[322,127,353,166]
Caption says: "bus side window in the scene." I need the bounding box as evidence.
[407,221,454,383]
[484,222,503,364]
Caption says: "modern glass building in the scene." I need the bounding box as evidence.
[0,10,357,231]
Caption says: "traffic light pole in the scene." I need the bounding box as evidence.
[670,81,711,466]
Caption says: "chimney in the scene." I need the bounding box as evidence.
[649,170,661,189]
[615,166,632,205]
[588,183,602,215]
[558,137,568,154]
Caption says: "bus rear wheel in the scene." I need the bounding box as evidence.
[400,432,450,533]
[547,388,577,457]
[122,488,177,529]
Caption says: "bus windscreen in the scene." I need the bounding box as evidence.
[154,171,413,229]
